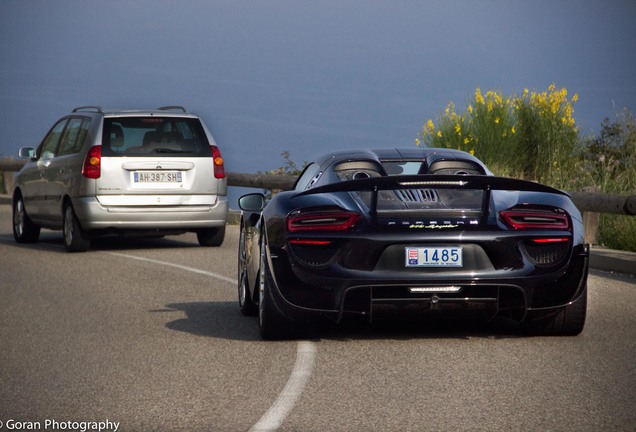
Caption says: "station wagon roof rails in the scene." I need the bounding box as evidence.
[158,105,187,112]
[72,106,103,113]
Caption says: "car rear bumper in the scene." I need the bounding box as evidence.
[72,195,228,230]
[266,244,589,324]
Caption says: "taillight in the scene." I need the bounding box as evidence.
[530,238,570,244]
[499,208,570,230]
[289,239,333,245]
[211,145,225,179]
[500,207,572,266]
[287,209,360,233]
[82,145,101,179]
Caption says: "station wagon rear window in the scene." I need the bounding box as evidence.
[101,117,212,157]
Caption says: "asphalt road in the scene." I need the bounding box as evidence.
[0,205,635,432]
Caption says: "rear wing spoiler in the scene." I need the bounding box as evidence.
[296,174,568,196]
[295,174,569,223]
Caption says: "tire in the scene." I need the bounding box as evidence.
[258,234,296,340]
[238,223,257,316]
[13,195,40,243]
[521,284,587,336]
[63,203,91,252]
[197,225,225,247]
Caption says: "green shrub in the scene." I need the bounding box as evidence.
[599,215,636,252]
[580,108,636,193]
[582,109,636,251]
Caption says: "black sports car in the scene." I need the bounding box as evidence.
[237,148,588,339]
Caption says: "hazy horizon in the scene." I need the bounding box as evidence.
[2,0,635,191]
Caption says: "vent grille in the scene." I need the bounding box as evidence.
[395,188,440,203]
[523,240,570,267]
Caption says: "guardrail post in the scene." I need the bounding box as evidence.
[582,186,601,245]
[1,157,19,195]
[2,171,14,195]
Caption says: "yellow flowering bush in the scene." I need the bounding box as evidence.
[417,87,636,251]
[515,83,580,185]
[418,84,580,187]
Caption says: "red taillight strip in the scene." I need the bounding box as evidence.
[287,211,360,232]
[289,239,333,245]
[82,145,101,179]
[211,145,225,179]
[530,238,570,244]
[499,210,570,230]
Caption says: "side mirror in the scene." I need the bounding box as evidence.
[18,147,36,159]
[238,193,266,211]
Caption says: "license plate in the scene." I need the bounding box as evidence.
[405,247,463,267]
[134,171,182,183]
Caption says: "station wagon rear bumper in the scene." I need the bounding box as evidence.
[72,195,228,230]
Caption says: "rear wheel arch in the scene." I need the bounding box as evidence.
[521,284,587,336]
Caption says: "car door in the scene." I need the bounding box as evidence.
[20,118,68,221]
[43,117,90,221]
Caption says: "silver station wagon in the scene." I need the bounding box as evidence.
[12,106,228,251]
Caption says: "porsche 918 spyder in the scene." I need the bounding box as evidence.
[237,148,588,339]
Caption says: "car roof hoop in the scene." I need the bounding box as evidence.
[158,106,187,113]
[72,106,102,113]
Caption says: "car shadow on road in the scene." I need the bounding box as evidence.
[163,301,262,341]
[6,231,202,252]
[162,301,522,342]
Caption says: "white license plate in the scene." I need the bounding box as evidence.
[134,171,182,183]
[405,247,463,267]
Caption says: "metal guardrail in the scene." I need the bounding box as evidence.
[230,172,636,216]
[1,159,635,216]
[568,191,636,216]
[0,159,27,172]
[227,172,296,191]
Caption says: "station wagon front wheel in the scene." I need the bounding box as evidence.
[63,203,91,252]
[13,196,40,243]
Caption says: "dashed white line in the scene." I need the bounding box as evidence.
[250,341,317,432]
[104,251,237,285]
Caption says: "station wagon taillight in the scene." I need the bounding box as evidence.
[212,145,225,179]
[82,146,101,179]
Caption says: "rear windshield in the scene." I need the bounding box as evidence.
[101,117,212,157]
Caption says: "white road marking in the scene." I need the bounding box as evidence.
[106,251,317,432]
[250,341,317,432]
[105,252,237,285]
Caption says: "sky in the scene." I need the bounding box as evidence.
[1,0,635,197]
